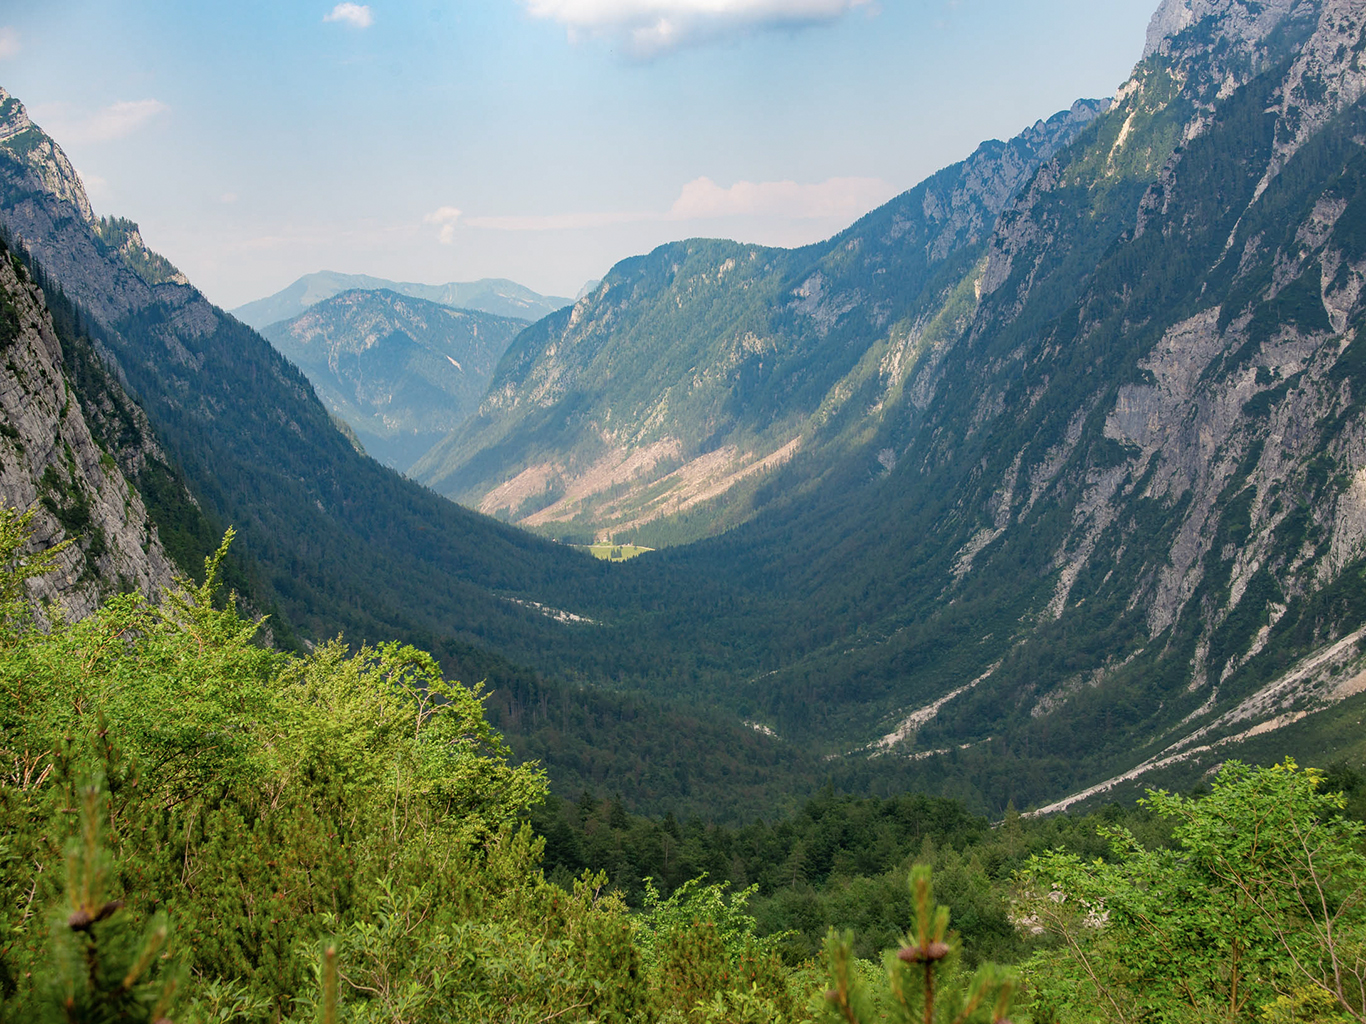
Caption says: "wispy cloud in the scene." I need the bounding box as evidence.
[0,27,19,60]
[462,175,895,231]
[521,0,872,56]
[76,170,110,202]
[424,205,462,243]
[88,100,170,141]
[669,175,895,220]
[35,99,170,144]
[324,3,375,27]
[464,210,649,232]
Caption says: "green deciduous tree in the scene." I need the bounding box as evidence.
[1017,759,1366,1023]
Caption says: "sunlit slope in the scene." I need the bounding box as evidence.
[413,102,1108,545]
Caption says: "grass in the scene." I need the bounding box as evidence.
[580,543,654,562]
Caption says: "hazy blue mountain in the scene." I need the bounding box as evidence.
[232,270,571,328]
[259,289,526,470]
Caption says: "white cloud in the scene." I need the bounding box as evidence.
[76,170,110,202]
[87,100,170,142]
[220,192,239,204]
[0,27,19,59]
[36,100,170,144]
[459,174,895,234]
[521,0,870,55]
[324,3,375,27]
[669,175,896,220]
[424,205,462,243]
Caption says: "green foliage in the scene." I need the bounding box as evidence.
[0,501,70,637]
[533,787,1169,965]
[638,877,799,1023]
[821,865,1015,1024]
[33,784,182,1024]
[1017,760,1366,1023]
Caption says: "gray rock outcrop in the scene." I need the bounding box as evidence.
[0,251,175,619]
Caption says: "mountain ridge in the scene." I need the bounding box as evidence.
[259,288,526,470]
[233,270,572,328]
[413,99,1110,544]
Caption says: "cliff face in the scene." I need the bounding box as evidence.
[0,246,174,618]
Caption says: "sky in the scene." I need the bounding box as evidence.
[0,1,1159,309]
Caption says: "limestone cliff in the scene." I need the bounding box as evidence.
[0,245,174,618]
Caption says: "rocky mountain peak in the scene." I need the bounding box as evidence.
[0,86,93,223]
[1142,0,1303,60]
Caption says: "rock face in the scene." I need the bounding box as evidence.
[413,99,1109,542]
[259,289,526,471]
[0,245,174,618]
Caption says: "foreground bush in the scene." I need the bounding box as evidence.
[1016,759,1366,1023]
[0,513,795,1022]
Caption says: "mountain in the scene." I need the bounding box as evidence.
[0,232,175,619]
[0,83,839,823]
[411,100,1110,544]
[429,0,1366,811]
[7,0,1366,820]
[232,270,571,328]
[258,289,526,470]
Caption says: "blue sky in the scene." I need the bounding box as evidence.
[0,1,1158,308]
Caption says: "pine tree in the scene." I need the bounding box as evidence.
[36,783,181,1024]
[822,864,1015,1024]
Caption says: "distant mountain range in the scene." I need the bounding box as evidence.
[259,289,526,471]
[232,270,572,329]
